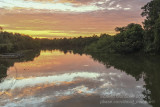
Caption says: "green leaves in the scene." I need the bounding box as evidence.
[141,0,160,53]
[0,32,39,53]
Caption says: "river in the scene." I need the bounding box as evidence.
[0,50,159,107]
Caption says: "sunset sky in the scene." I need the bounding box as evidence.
[0,0,151,38]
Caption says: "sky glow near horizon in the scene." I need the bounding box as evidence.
[0,0,151,38]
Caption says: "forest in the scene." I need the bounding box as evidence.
[0,0,160,55]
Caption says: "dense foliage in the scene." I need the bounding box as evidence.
[0,32,40,53]
[38,36,99,49]
[141,0,160,53]
[0,31,99,53]
[85,23,144,54]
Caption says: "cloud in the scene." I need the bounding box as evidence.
[0,0,105,12]
[0,0,151,37]
[0,0,151,13]
[24,0,98,4]
[0,9,144,38]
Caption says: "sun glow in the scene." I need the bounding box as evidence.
[0,0,150,38]
[5,29,112,38]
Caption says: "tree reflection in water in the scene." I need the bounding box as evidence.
[0,50,40,84]
[88,53,160,107]
[0,49,159,107]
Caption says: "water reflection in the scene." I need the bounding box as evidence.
[0,50,40,82]
[89,53,160,107]
[0,50,159,107]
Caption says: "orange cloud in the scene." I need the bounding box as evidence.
[0,0,149,38]
[0,10,144,38]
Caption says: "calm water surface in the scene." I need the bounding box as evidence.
[0,50,156,107]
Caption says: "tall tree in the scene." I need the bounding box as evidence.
[141,0,160,53]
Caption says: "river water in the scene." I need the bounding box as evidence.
[0,50,158,107]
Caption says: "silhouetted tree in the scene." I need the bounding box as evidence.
[141,0,160,53]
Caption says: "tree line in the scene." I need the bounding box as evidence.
[0,31,40,53]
